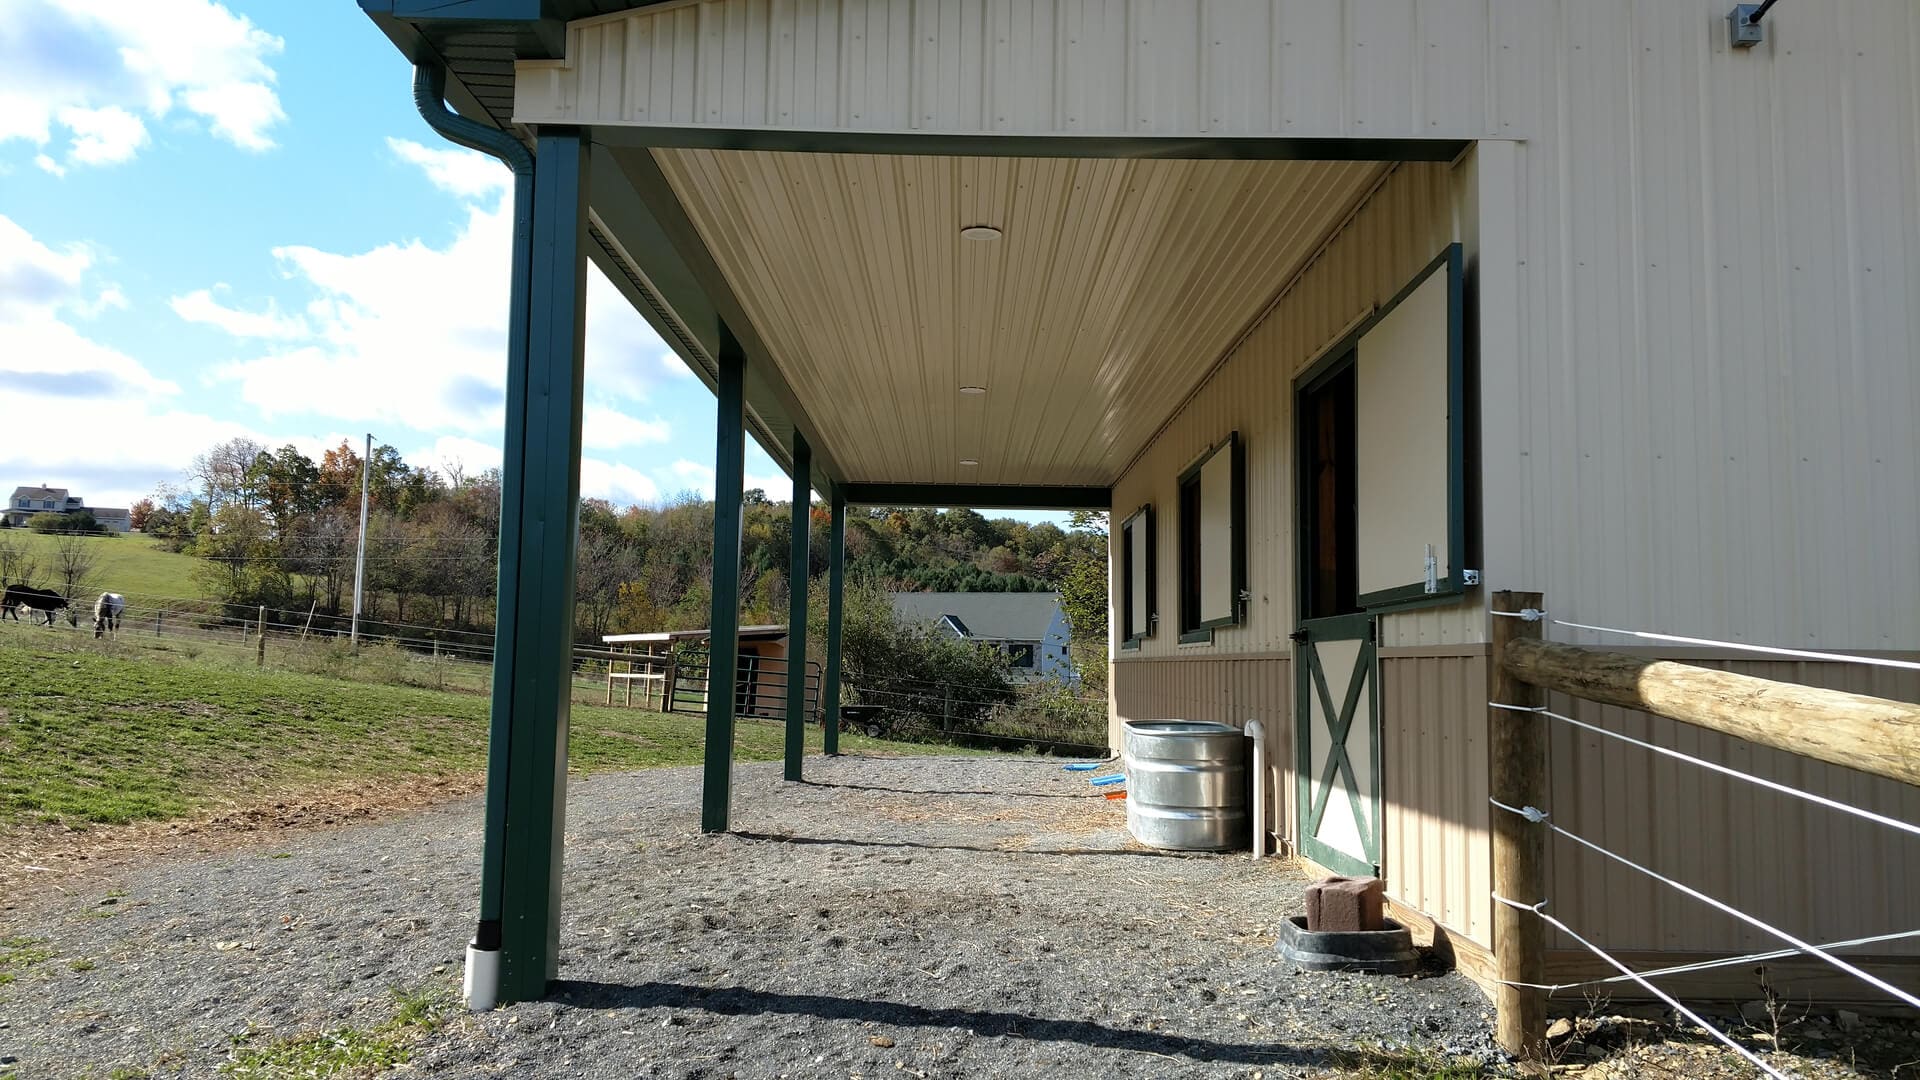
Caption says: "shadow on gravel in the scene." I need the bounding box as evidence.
[800,780,1099,801]
[548,980,1321,1067]
[730,830,1207,859]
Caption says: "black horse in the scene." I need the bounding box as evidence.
[0,584,74,627]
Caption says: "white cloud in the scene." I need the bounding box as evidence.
[665,459,792,501]
[58,105,147,165]
[0,0,284,171]
[583,404,670,450]
[580,458,661,507]
[658,350,696,378]
[386,138,509,200]
[170,287,306,339]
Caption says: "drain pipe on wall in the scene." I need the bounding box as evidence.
[1246,719,1266,859]
[411,62,534,1013]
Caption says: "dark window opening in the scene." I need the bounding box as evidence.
[1300,357,1360,621]
[1178,471,1203,634]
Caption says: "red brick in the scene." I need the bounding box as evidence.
[1305,876,1385,932]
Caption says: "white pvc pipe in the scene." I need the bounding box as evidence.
[1245,718,1266,859]
[464,944,500,1011]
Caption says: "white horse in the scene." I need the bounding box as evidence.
[92,592,124,638]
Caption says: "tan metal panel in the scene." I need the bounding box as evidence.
[1380,650,1493,948]
[1545,658,1920,957]
[1109,161,1478,657]
[649,149,1381,486]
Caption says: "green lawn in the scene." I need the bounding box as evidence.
[0,531,208,604]
[0,637,928,829]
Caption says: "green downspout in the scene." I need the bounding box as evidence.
[783,434,811,781]
[411,63,531,996]
[822,488,846,756]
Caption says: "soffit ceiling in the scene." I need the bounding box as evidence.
[645,148,1384,489]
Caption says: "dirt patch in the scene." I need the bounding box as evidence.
[0,771,482,919]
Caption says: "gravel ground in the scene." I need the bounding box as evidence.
[3,755,1510,1078]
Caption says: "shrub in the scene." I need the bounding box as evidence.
[28,511,102,535]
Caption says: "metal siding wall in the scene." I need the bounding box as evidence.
[1546,659,1920,957]
[531,0,1920,651]
[1107,161,1479,657]
[1379,650,1493,949]
[1110,656,1294,847]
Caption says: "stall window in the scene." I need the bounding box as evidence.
[1119,506,1155,648]
[1177,432,1246,643]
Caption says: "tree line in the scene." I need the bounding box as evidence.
[148,438,1110,669]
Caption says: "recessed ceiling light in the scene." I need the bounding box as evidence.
[959,385,987,395]
[960,225,1002,241]
[959,458,980,467]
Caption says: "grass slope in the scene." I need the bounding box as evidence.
[0,639,921,829]
[1,531,207,604]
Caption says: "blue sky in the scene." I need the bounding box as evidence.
[0,0,826,513]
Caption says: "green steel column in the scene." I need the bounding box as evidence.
[489,128,588,1003]
[822,488,846,756]
[701,328,747,832]
[783,435,811,781]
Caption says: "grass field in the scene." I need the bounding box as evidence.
[0,636,924,830]
[0,530,208,603]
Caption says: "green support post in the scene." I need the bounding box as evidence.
[487,128,588,1003]
[822,488,846,756]
[701,328,747,832]
[784,434,811,781]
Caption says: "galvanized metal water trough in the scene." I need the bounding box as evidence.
[1122,719,1248,851]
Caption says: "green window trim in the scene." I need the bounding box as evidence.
[1119,504,1157,646]
[1176,432,1247,637]
[1353,244,1466,613]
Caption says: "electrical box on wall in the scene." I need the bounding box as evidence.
[1728,5,1765,48]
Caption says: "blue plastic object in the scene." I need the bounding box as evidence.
[1062,762,1101,772]
[1089,774,1126,786]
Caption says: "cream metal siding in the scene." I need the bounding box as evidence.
[1380,648,1493,949]
[646,149,1381,486]
[1107,159,1482,657]
[1355,268,1453,599]
[542,0,1920,649]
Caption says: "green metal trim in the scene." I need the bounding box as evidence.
[838,483,1110,510]
[822,488,846,757]
[1294,614,1380,878]
[1353,243,1469,613]
[783,434,811,782]
[1175,433,1242,635]
[592,125,1470,163]
[491,128,589,1002]
[1177,629,1214,646]
[701,326,747,834]
[412,64,530,956]
[1119,504,1156,644]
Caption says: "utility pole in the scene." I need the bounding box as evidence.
[350,432,372,646]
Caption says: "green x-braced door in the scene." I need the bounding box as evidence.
[1295,612,1380,877]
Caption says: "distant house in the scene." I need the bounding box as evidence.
[890,592,1075,684]
[4,485,131,533]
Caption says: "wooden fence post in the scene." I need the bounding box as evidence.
[256,606,267,668]
[1491,589,1547,1059]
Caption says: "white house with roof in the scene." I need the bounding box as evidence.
[890,591,1075,684]
[5,485,132,532]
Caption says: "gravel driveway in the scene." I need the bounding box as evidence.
[0,755,1506,1078]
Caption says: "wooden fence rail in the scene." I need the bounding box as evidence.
[1488,589,1920,1060]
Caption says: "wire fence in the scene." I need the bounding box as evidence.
[1488,596,1920,1067]
[5,597,1108,753]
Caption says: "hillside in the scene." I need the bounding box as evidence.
[0,530,208,605]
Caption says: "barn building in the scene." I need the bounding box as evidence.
[358,0,1920,1017]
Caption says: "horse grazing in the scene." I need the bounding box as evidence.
[93,592,125,638]
[1,584,75,627]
